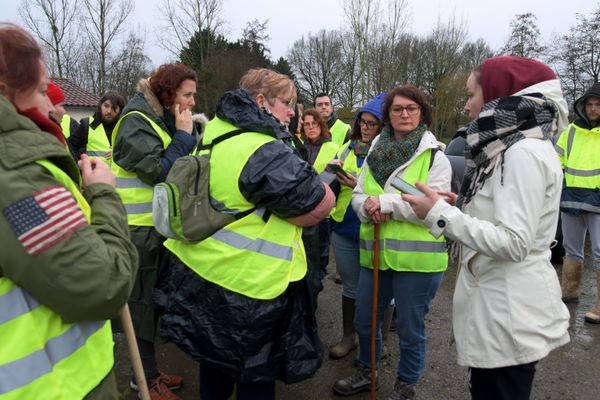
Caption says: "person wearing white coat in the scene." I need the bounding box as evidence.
[403,56,570,400]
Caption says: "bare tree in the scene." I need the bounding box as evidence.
[107,32,152,98]
[157,0,224,64]
[81,0,134,94]
[288,30,345,106]
[501,13,545,58]
[19,0,79,78]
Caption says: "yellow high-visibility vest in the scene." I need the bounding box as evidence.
[111,111,173,226]
[359,150,448,272]
[0,159,113,400]
[165,117,306,300]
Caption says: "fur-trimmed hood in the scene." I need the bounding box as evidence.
[136,78,165,118]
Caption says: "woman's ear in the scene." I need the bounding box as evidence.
[255,93,266,108]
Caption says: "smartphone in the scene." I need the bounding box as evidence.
[326,163,349,177]
[390,176,425,197]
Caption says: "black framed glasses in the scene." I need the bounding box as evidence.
[359,119,380,129]
[390,105,420,116]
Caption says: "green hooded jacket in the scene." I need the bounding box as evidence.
[0,95,138,399]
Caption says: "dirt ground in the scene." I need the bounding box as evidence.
[115,247,600,400]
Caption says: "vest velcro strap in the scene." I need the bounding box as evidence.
[86,151,108,157]
[0,286,41,324]
[116,177,152,189]
[0,321,106,395]
[564,167,600,177]
[124,202,153,215]
[360,239,446,253]
[560,201,600,213]
[211,229,293,261]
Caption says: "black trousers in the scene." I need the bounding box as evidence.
[198,362,275,400]
[469,361,537,400]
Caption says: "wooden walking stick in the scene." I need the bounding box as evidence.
[120,305,151,400]
[370,223,380,400]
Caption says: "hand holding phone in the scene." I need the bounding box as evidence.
[326,162,348,176]
[390,176,425,197]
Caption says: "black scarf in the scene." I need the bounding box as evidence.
[456,94,556,210]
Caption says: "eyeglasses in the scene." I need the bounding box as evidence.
[276,97,296,110]
[359,119,379,129]
[390,105,420,116]
[304,121,320,128]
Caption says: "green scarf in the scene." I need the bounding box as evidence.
[367,124,426,188]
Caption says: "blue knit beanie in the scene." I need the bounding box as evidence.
[358,92,386,121]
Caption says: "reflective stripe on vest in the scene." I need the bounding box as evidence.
[111,111,173,226]
[330,142,361,222]
[358,149,448,272]
[313,141,340,174]
[330,119,351,146]
[86,116,112,159]
[0,160,113,400]
[559,124,600,189]
[164,117,306,300]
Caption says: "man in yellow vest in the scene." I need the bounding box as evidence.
[556,82,600,323]
[69,91,125,161]
[314,92,351,146]
[0,23,138,400]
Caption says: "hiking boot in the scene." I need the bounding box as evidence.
[332,364,377,396]
[561,258,583,303]
[386,378,416,400]
[585,271,600,324]
[131,371,184,392]
[142,377,182,400]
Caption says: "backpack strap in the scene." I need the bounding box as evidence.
[197,129,246,151]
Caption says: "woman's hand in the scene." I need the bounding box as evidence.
[363,195,391,223]
[437,191,458,206]
[78,154,116,188]
[336,172,357,188]
[173,103,193,134]
[401,181,440,219]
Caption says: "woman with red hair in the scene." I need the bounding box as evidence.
[0,23,137,399]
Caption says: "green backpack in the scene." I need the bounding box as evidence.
[152,129,254,243]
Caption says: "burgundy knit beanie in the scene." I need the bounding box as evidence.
[47,82,65,105]
[480,56,556,103]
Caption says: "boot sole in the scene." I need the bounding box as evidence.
[584,316,600,324]
[332,383,378,396]
[561,296,580,304]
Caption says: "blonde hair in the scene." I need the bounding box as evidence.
[239,68,297,105]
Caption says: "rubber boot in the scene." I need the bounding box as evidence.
[585,271,600,324]
[561,258,583,303]
[329,296,358,359]
[382,304,395,342]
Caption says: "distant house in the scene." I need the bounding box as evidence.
[50,78,99,122]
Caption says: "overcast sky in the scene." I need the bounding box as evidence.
[3,0,597,67]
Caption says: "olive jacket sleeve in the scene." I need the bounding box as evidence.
[0,162,139,323]
[112,113,196,185]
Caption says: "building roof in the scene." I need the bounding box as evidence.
[50,77,99,107]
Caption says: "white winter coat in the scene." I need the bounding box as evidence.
[424,137,570,368]
[353,130,452,224]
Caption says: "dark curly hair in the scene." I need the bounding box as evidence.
[149,62,197,108]
[382,85,433,127]
[302,108,331,140]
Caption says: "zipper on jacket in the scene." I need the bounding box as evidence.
[193,156,201,195]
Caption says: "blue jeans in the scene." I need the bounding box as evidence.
[355,267,443,384]
[331,232,361,299]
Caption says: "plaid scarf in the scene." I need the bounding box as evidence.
[367,125,426,188]
[456,94,556,210]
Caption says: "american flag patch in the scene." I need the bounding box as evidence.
[3,185,88,256]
